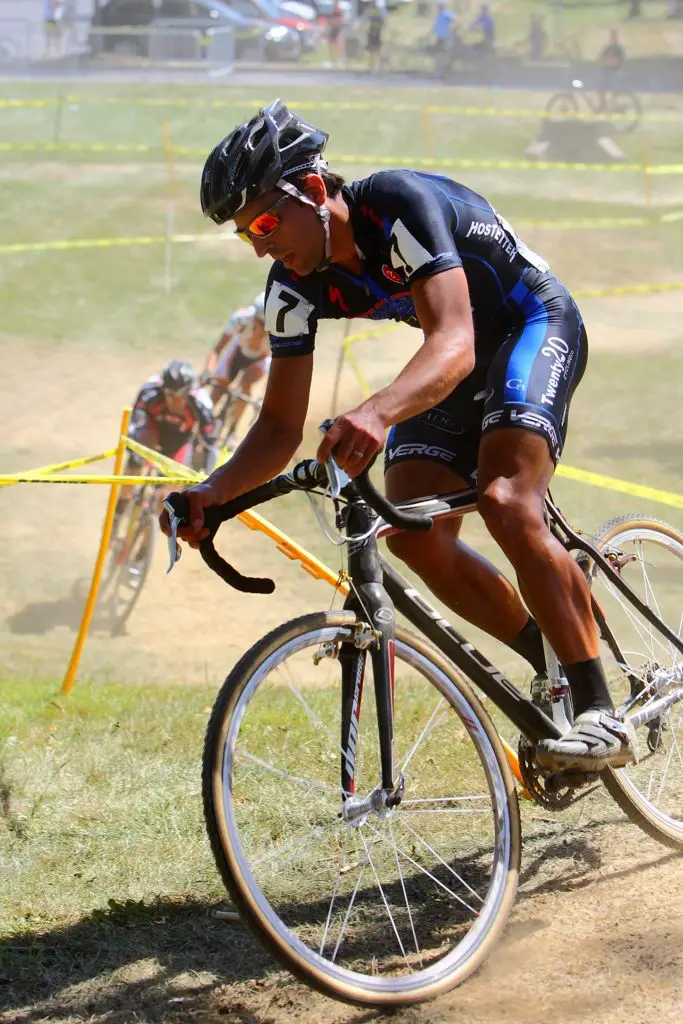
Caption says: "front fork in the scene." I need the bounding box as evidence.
[339,506,401,810]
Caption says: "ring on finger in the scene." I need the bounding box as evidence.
[352,448,366,457]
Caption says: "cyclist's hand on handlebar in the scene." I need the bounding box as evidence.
[317,405,385,477]
[158,480,222,549]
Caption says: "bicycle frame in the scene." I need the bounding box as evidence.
[338,487,683,797]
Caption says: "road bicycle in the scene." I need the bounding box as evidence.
[164,451,682,1007]
[204,376,263,454]
[100,469,158,634]
[545,78,641,133]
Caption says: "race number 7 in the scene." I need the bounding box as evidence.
[276,291,299,334]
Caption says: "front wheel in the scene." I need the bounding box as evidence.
[581,516,683,849]
[203,611,520,1007]
[100,491,156,635]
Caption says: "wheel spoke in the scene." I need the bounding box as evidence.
[396,695,448,775]
[365,820,480,915]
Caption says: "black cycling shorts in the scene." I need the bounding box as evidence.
[384,276,588,484]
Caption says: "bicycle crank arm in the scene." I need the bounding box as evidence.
[626,686,683,730]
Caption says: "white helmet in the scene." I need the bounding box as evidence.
[253,291,266,324]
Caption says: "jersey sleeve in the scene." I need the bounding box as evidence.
[264,266,319,359]
[367,170,463,286]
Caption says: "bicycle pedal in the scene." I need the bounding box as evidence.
[545,770,599,794]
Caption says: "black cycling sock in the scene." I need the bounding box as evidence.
[506,617,547,675]
[563,658,614,717]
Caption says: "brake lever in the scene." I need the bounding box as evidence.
[163,499,184,574]
[318,419,351,498]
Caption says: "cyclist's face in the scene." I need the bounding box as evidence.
[164,390,188,415]
[234,188,325,276]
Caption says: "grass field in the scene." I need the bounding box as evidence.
[1,77,682,1022]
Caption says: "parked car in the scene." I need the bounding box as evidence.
[89,0,303,61]
[222,0,321,51]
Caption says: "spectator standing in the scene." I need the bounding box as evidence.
[63,0,78,49]
[433,1,455,53]
[597,28,625,112]
[529,14,546,59]
[365,2,385,73]
[325,2,346,68]
[472,3,495,57]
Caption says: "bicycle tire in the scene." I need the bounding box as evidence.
[545,91,580,118]
[102,493,156,635]
[581,516,683,849]
[203,611,521,1007]
[608,91,641,133]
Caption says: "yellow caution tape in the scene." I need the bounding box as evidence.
[0,474,191,486]
[0,233,237,254]
[1,213,680,257]
[574,281,683,298]
[332,153,683,174]
[518,213,682,230]
[2,95,682,123]
[555,466,683,509]
[1,139,682,175]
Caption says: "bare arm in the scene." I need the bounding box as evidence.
[205,330,233,374]
[161,355,313,542]
[369,267,475,426]
[318,267,475,472]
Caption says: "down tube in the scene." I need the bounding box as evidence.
[381,560,561,744]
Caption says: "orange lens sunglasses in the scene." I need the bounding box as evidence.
[234,193,289,245]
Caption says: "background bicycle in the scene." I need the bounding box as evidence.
[165,453,682,1007]
[98,466,160,635]
[545,79,642,133]
[204,375,264,454]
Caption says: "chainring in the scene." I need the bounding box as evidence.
[518,736,577,811]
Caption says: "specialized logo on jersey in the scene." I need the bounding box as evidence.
[388,218,433,278]
[265,282,315,338]
[328,284,350,312]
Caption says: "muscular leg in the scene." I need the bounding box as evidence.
[385,460,532,645]
[476,428,598,665]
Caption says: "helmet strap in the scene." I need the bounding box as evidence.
[277,178,332,272]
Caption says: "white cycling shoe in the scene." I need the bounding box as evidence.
[535,709,637,772]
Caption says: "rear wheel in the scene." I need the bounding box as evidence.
[545,91,580,118]
[580,517,683,849]
[203,611,521,1006]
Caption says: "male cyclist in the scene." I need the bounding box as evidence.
[117,359,218,518]
[161,100,635,773]
[203,292,271,448]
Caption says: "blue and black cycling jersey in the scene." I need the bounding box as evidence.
[263,168,587,469]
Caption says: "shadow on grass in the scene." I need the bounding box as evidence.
[5,580,114,637]
[0,817,677,1024]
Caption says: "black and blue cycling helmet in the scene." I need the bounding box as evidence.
[200,99,330,225]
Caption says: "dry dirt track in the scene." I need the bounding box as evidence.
[1,307,682,1023]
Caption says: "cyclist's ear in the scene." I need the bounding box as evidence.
[300,173,326,206]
